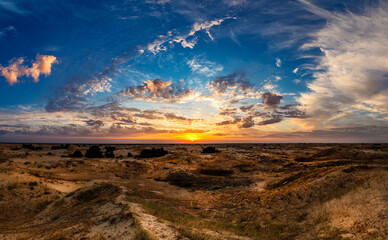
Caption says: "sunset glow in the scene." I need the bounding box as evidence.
[1,0,388,143]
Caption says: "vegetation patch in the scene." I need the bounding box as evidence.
[199,168,234,176]
[294,157,315,162]
[165,171,251,190]
[137,147,168,158]
[202,146,220,153]
[105,146,116,158]
[51,144,70,150]
[22,144,42,150]
[74,183,120,203]
[69,150,83,158]
[85,145,103,158]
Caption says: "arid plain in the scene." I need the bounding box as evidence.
[0,143,387,240]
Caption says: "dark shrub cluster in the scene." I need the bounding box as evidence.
[294,157,315,162]
[164,171,252,190]
[105,146,116,158]
[22,144,42,151]
[138,147,168,158]
[199,168,234,176]
[70,150,83,158]
[51,144,70,150]
[85,145,103,158]
[127,152,133,157]
[202,146,220,153]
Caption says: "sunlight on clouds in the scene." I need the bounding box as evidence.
[297,1,388,129]
[0,54,57,85]
[146,16,235,54]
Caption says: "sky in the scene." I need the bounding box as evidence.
[0,0,388,143]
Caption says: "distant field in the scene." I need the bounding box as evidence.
[0,143,387,239]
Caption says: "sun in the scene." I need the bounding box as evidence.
[185,134,197,142]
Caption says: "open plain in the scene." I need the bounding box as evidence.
[0,143,387,240]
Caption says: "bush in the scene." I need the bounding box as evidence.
[294,157,315,162]
[202,146,219,153]
[85,145,103,158]
[70,150,83,158]
[51,144,70,150]
[22,144,42,150]
[105,146,116,158]
[137,147,168,158]
[75,183,119,203]
[127,152,133,157]
[199,168,234,176]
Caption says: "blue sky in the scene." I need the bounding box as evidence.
[1,0,387,143]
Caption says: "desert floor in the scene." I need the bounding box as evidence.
[0,143,387,240]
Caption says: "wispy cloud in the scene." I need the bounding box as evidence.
[146,16,235,54]
[297,1,388,129]
[187,56,223,77]
[0,25,15,39]
[0,1,27,15]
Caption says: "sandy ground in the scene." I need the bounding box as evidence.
[0,143,387,239]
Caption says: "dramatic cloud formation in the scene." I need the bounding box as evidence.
[0,54,57,85]
[297,1,388,128]
[1,0,387,143]
[209,72,255,95]
[117,78,194,102]
[261,92,284,111]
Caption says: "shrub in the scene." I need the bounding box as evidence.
[75,183,118,203]
[105,146,116,152]
[294,157,315,162]
[0,158,8,164]
[105,146,116,158]
[85,145,103,158]
[51,144,70,150]
[22,144,42,150]
[199,168,234,176]
[137,147,168,158]
[202,146,219,153]
[127,152,133,157]
[69,150,83,158]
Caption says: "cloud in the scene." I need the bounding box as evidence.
[239,116,254,128]
[0,54,57,85]
[293,68,298,74]
[163,112,200,123]
[45,52,137,112]
[261,92,283,111]
[146,16,234,54]
[275,58,281,67]
[297,1,388,128]
[216,117,241,126]
[209,72,255,94]
[117,78,194,102]
[257,114,282,126]
[85,119,104,128]
[187,56,223,77]
[0,1,27,15]
[0,25,15,39]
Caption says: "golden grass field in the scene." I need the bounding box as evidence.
[0,143,387,240]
